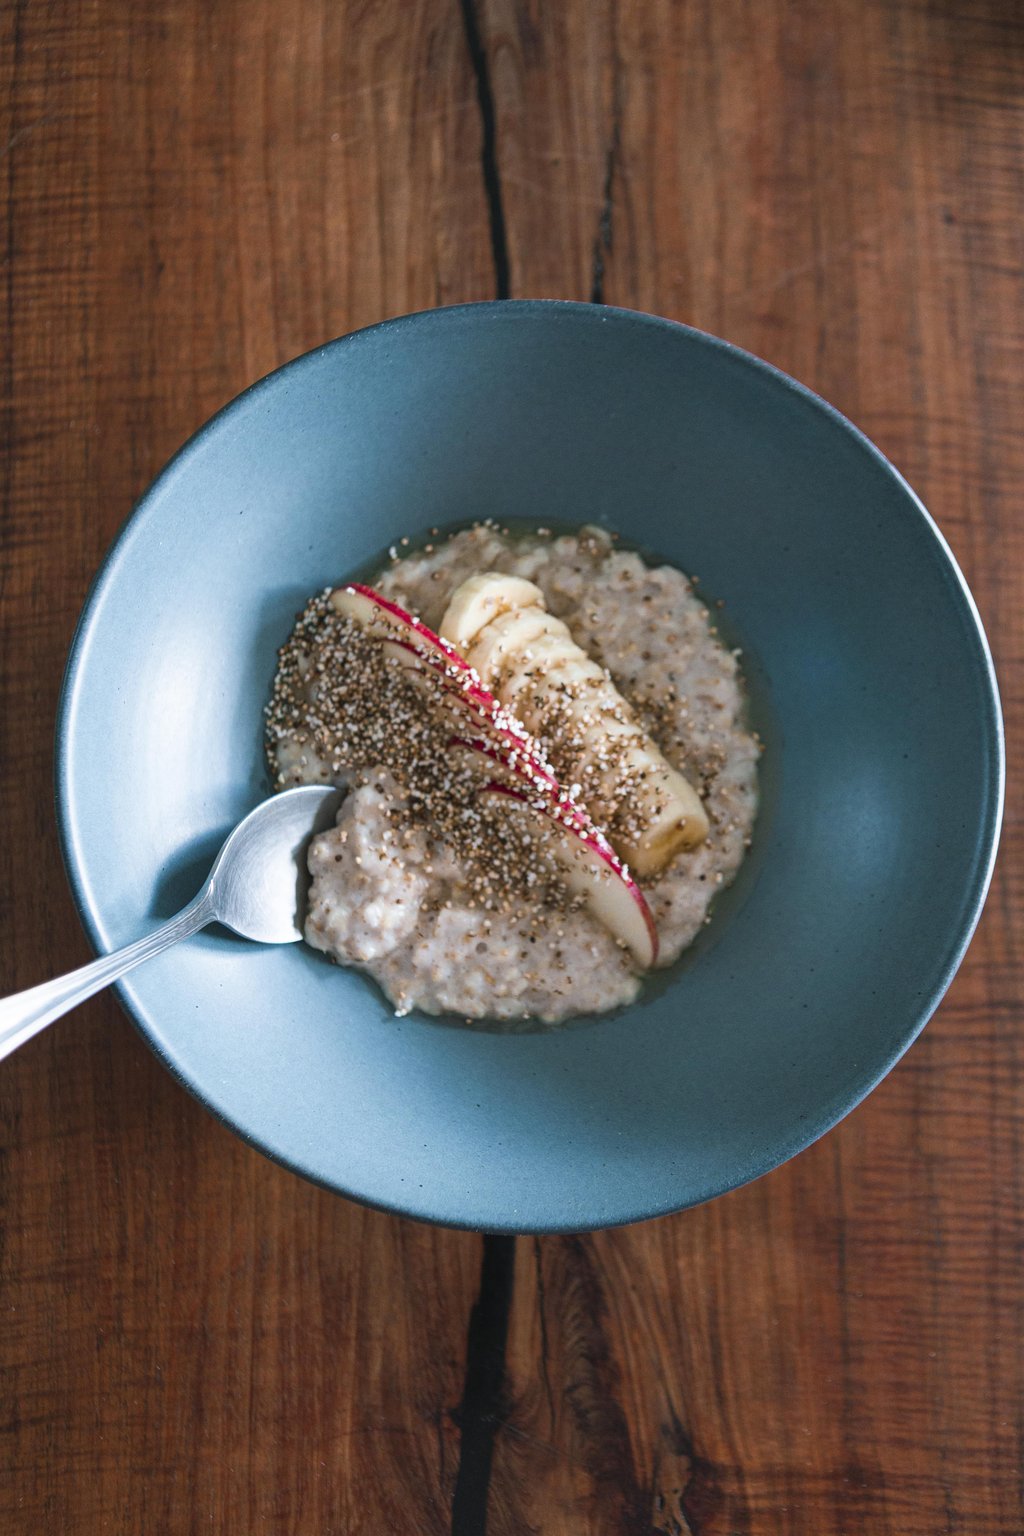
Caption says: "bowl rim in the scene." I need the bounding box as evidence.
[54,298,1006,1231]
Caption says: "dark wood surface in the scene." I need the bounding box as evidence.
[2,2,1021,1530]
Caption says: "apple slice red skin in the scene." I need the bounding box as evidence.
[337,584,560,782]
[446,734,564,798]
[334,584,659,967]
[345,583,470,667]
[480,781,659,968]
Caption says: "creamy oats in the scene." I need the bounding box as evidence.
[266,524,759,1025]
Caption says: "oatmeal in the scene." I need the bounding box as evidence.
[266,524,759,1024]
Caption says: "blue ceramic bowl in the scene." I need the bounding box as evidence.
[56,302,1003,1232]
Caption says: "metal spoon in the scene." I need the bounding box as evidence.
[0,784,337,1064]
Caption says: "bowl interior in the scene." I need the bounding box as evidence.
[57,302,1002,1231]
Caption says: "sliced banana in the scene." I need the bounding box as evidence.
[440,572,545,652]
[440,573,709,875]
[498,641,600,720]
[463,606,563,685]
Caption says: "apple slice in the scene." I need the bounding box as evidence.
[326,583,659,965]
[480,782,659,968]
[329,583,561,782]
[447,735,566,800]
[330,583,471,672]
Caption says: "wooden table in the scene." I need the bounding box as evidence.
[2,3,1021,1530]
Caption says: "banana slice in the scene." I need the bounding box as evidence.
[440,573,545,652]
[463,606,564,686]
[499,640,600,720]
[440,573,709,875]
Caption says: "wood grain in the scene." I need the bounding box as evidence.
[1,3,489,1531]
[482,2,1024,1531]
[2,1,1021,1532]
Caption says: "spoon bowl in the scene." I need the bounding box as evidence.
[207,785,340,943]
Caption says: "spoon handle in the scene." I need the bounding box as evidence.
[0,890,216,1064]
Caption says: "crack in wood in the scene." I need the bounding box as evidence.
[590,41,622,305]
[590,117,620,304]
[450,1234,516,1535]
[533,1234,557,1423]
[459,0,510,300]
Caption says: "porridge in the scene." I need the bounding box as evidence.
[265,523,760,1024]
